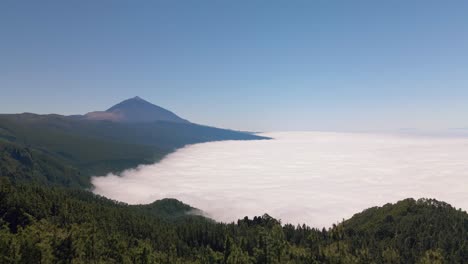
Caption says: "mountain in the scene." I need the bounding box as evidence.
[84,96,189,123]
[0,98,268,187]
[1,98,466,263]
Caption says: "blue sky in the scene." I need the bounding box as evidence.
[1,0,467,131]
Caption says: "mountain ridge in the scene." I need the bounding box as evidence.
[83,96,190,123]
[0,98,269,187]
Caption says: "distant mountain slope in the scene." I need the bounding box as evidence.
[0,114,163,181]
[0,140,86,187]
[84,96,189,123]
[0,102,268,187]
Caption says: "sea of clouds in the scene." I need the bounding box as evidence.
[91,132,468,228]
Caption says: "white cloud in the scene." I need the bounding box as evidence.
[91,132,468,228]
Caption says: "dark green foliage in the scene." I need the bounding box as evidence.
[0,114,268,187]
[136,198,200,219]
[0,178,466,263]
[341,198,468,263]
[0,141,86,188]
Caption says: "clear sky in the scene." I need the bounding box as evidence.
[1,0,467,132]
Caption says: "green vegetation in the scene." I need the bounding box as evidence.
[0,140,86,188]
[1,112,467,263]
[0,114,267,187]
[0,178,466,263]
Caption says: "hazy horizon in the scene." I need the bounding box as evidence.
[2,96,468,137]
[2,1,468,131]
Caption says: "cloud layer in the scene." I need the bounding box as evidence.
[91,132,468,227]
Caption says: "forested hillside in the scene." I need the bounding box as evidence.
[0,140,86,188]
[1,178,466,263]
[0,114,267,187]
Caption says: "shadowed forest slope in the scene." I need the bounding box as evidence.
[0,178,466,263]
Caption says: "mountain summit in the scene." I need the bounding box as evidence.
[84,96,189,123]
